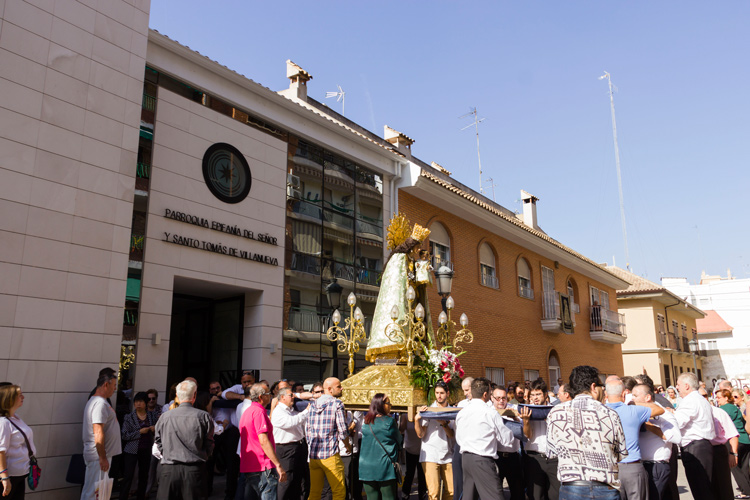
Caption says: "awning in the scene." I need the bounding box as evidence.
[126,277,141,302]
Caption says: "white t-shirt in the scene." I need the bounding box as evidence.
[82,396,121,462]
[419,403,455,464]
[0,416,36,476]
[524,419,548,454]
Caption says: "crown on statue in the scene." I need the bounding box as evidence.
[410,224,430,242]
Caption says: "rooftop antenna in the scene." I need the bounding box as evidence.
[599,71,631,271]
[325,85,345,116]
[482,177,497,201]
[460,107,486,193]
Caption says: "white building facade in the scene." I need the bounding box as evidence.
[663,273,750,386]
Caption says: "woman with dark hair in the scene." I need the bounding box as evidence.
[0,384,36,499]
[359,393,402,500]
[120,391,157,500]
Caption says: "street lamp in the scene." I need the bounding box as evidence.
[434,265,454,312]
[385,285,427,371]
[688,338,699,376]
[325,278,343,310]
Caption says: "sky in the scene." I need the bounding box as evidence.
[150,2,750,284]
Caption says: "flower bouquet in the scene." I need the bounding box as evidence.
[411,340,465,402]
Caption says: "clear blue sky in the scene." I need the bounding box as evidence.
[150,1,750,283]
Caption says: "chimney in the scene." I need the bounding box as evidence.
[283,59,312,101]
[384,126,414,158]
[520,190,539,230]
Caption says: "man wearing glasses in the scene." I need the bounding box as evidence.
[491,386,523,500]
[273,387,311,500]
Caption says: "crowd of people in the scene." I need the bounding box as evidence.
[0,363,748,500]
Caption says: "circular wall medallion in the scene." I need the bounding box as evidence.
[202,143,252,204]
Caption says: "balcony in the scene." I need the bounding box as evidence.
[541,291,576,333]
[519,284,534,300]
[481,273,499,289]
[290,253,321,275]
[356,217,383,239]
[289,199,322,220]
[660,332,678,350]
[589,305,627,344]
[357,268,382,287]
[286,309,373,337]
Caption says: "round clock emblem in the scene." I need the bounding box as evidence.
[202,143,252,204]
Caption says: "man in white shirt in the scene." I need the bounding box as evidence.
[453,377,473,500]
[703,388,740,500]
[272,387,310,500]
[673,372,716,499]
[415,380,455,500]
[492,386,523,500]
[223,372,255,401]
[631,384,681,500]
[520,378,559,500]
[456,377,514,500]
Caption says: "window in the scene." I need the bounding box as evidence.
[671,320,679,335]
[517,258,534,299]
[663,364,671,386]
[681,324,687,337]
[479,243,498,289]
[691,328,697,339]
[429,222,451,269]
[524,369,540,382]
[486,367,505,386]
[548,354,561,388]
[567,279,579,313]
[657,314,666,334]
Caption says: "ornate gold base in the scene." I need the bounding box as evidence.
[340,364,428,419]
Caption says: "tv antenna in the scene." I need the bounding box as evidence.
[483,177,497,201]
[599,71,630,271]
[460,107,486,193]
[325,85,345,116]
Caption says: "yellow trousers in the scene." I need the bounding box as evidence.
[308,454,346,500]
[422,462,454,500]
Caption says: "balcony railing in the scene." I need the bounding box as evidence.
[589,305,626,336]
[357,268,382,286]
[136,162,150,179]
[290,200,322,219]
[290,253,321,275]
[519,284,534,299]
[323,209,354,230]
[660,332,679,350]
[481,273,499,289]
[287,309,373,335]
[355,218,383,238]
[542,290,559,320]
[431,257,453,270]
[142,93,156,111]
[681,337,691,353]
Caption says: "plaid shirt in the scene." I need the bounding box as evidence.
[305,396,349,460]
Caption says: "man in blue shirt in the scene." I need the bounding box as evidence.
[605,376,664,500]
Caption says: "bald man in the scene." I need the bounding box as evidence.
[305,378,351,500]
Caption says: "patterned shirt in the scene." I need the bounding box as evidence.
[546,395,627,488]
[305,396,348,460]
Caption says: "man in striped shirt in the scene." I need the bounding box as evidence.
[305,377,351,500]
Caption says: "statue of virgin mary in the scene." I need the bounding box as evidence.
[365,215,433,362]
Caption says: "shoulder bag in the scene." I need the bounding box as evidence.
[368,422,403,486]
[5,417,41,490]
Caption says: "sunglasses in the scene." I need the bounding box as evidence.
[313,390,323,394]
[148,397,157,401]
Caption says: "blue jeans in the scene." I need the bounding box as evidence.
[559,484,621,500]
[241,468,280,500]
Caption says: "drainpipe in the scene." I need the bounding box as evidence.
[664,299,681,382]
[389,160,403,218]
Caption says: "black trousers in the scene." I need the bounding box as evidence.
[495,452,523,500]
[712,444,733,500]
[462,452,504,500]
[523,452,559,500]
[121,449,152,500]
[453,444,463,500]
[403,451,427,500]
[681,439,713,500]
[221,426,241,499]
[157,463,204,500]
[276,441,309,500]
[643,461,670,500]
[731,441,750,496]
[5,476,26,500]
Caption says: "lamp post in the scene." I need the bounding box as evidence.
[434,265,454,313]
[326,291,367,376]
[325,278,343,311]
[688,338,699,376]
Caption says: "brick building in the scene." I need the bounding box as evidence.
[394,158,630,385]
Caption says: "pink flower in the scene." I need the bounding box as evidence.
[458,368,465,378]
[443,372,451,383]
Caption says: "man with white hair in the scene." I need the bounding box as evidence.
[155,379,215,499]
[674,372,716,499]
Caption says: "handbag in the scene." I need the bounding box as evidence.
[368,423,403,486]
[5,417,41,490]
[94,469,113,500]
